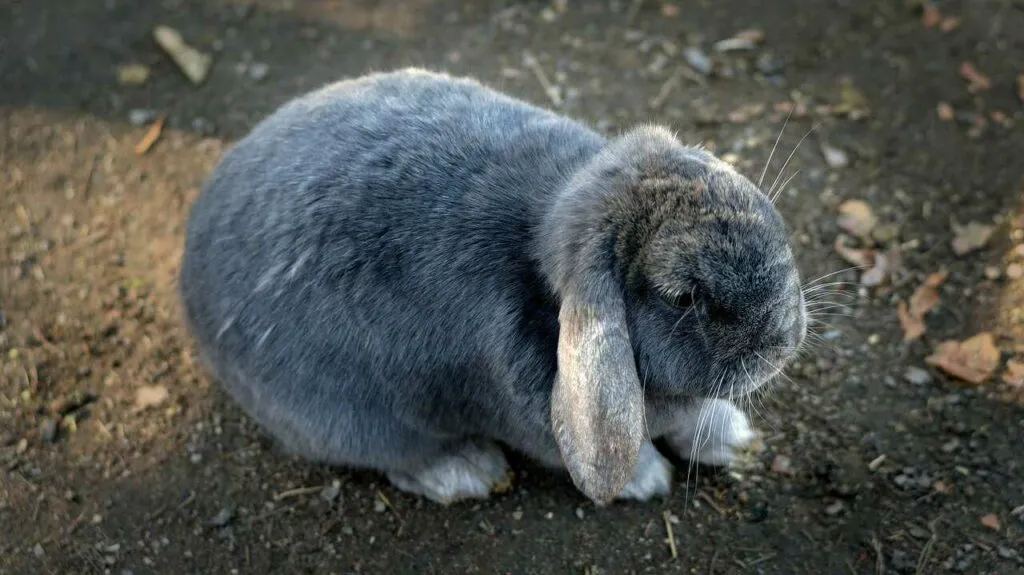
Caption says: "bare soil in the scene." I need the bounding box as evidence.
[2,1,1023,573]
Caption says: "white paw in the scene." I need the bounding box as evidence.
[617,442,673,501]
[387,442,510,505]
[665,399,756,467]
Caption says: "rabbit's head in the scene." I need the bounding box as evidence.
[539,126,807,504]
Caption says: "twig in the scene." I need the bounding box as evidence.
[870,533,886,575]
[650,67,682,110]
[915,534,936,575]
[522,51,562,107]
[708,548,719,573]
[273,485,322,501]
[748,553,777,567]
[662,510,678,559]
[177,490,195,510]
[82,153,99,199]
[377,490,406,536]
[698,490,726,516]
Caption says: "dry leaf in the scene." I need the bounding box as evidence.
[898,302,925,342]
[926,332,1001,385]
[153,25,212,85]
[952,221,994,255]
[134,385,169,411]
[118,63,151,86]
[834,235,874,268]
[898,271,947,341]
[1003,360,1024,388]
[837,200,877,238]
[661,3,679,17]
[959,62,992,93]
[860,252,889,287]
[936,102,954,121]
[980,513,1001,531]
[134,115,166,156]
[910,271,946,316]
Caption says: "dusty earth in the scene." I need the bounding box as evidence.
[3,0,1024,573]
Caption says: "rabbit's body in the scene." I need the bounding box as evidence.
[181,69,805,504]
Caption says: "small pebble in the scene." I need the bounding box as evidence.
[209,508,233,527]
[39,418,58,444]
[821,143,849,169]
[755,52,784,75]
[770,454,794,475]
[248,62,269,81]
[903,367,932,385]
[33,543,44,558]
[997,546,1016,559]
[824,501,845,515]
[683,47,712,75]
[320,480,341,503]
[1007,263,1023,280]
[128,109,156,126]
[984,266,1002,280]
[575,508,585,520]
[372,500,386,513]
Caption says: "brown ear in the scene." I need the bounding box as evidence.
[551,275,645,505]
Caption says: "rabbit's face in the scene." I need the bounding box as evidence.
[622,161,807,399]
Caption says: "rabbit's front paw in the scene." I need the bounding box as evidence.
[665,399,756,467]
[617,442,673,501]
[386,441,510,505]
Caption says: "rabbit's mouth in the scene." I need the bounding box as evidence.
[712,352,791,398]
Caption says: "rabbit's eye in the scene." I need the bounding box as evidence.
[663,290,695,310]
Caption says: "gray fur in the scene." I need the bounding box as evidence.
[180,69,807,504]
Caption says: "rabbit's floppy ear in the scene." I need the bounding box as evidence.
[551,270,645,505]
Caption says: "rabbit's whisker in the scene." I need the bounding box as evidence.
[768,122,820,199]
[758,106,793,189]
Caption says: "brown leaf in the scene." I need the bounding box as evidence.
[926,332,1001,385]
[837,200,877,238]
[834,235,874,269]
[860,252,889,287]
[980,513,1001,531]
[899,272,946,341]
[910,271,946,316]
[134,115,166,156]
[134,384,169,411]
[952,221,994,256]
[959,62,992,93]
[936,102,954,121]
[898,302,926,342]
[1003,360,1024,388]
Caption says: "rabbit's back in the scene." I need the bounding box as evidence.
[180,70,605,453]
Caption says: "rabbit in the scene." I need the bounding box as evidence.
[179,68,807,506]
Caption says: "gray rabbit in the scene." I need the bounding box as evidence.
[180,69,807,505]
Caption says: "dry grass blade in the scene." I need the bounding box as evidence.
[134,115,166,156]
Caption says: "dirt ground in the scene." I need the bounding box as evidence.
[2,0,1024,573]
